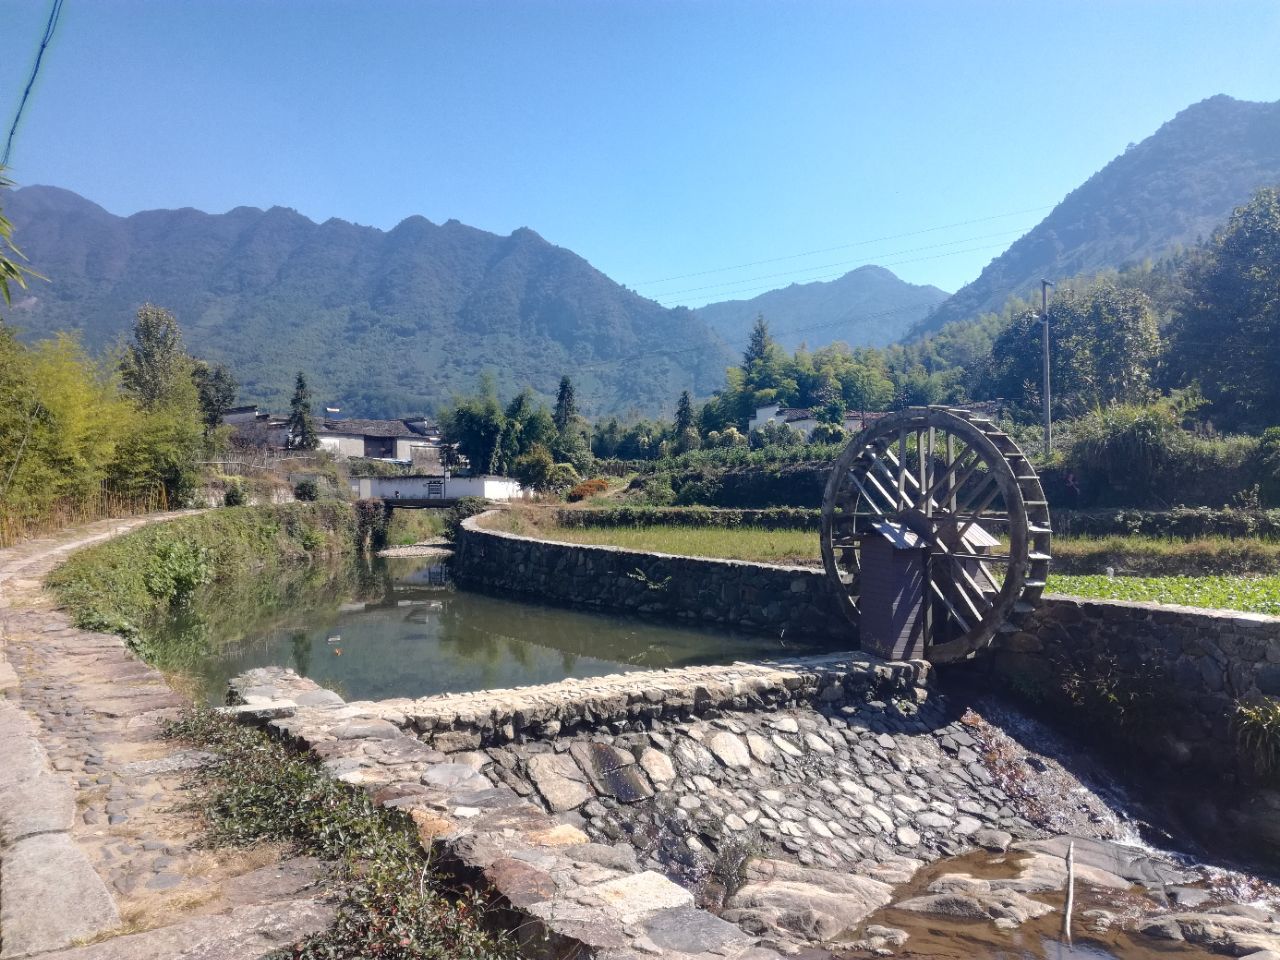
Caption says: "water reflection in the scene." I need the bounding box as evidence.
[147,556,837,703]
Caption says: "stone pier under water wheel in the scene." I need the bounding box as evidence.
[821,406,1052,663]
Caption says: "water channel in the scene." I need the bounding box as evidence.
[155,555,838,704]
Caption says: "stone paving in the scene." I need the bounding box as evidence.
[0,517,334,960]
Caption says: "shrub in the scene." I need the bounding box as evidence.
[567,477,610,502]
[223,481,246,507]
[353,498,391,551]
[545,462,580,492]
[144,539,212,605]
[1234,697,1280,779]
[294,478,319,502]
[442,496,490,542]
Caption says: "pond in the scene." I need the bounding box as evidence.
[152,555,842,704]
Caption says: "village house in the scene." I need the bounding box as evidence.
[316,417,443,465]
[748,402,888,439]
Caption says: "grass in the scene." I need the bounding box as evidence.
[1048,573,1280,615]
[386,509,446,546]
[1050,535,1280,576]
[165,708,516,960]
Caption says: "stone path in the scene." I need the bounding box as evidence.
[0,516,334,959]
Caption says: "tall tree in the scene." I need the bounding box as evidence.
[742,314,772,371]
[287,371,318,449]
[553,375,577,433]
[674,390,695,434]
[120,304,187,408]
[192,360,237,433]
[1171,187,1280,428]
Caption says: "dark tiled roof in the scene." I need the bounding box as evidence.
[320,418,436,438]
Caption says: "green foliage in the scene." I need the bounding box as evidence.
[511,444,554,490]
[1172,187,1280,429]
[164,709,515,960]
[193,360,238,433]
[1041,634,1173,737]
[1049,573,1280,616]
[441,496,489,542]
[1233,698,1280,780]
[287,371,319,450]
[293,478,319,502]
[545,462,580,493]
[0,168,42,305]
[353,499,391,551]
[47,504,359,646]
[553,374,576,432]
[120,304,189,409]
[223,481,246,507]
[554,506,819,530]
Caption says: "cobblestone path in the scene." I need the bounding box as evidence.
[0,516,334,960]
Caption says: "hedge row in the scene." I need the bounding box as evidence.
[554,506,821,530]
[1053,507,1280,540]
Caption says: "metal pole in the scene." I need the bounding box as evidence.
[1041,279,1054,457]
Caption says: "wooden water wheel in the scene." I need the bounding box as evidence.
[820,406,1051,663]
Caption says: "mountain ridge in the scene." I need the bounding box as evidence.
[1,185,733,418]
[910,94,1280,337]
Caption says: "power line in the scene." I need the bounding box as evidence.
[3,0,65,167]
[637,204,1055,287]
[651,227,1032,302]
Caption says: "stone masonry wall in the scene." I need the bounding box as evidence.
[1001,597,1280,777]
[453,513,848,641]
[456,514,1280,778]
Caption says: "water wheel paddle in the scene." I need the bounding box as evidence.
[820,406,1051,663]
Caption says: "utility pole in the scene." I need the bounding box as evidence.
[1041,279,1055,458]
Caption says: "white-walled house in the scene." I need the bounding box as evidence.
[749,403,889,440]
[317,418,442,462]
[350,474,524,502]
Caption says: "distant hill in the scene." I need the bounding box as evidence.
[911,95,1280,337]
[0,186,732,417]
[694,265,948,351]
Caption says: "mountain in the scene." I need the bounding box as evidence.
[910,95,1280,337]
[694,265,948,351]
[0,186,732,417]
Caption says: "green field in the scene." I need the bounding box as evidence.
[1048,574,1280,615]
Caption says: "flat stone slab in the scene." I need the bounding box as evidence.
[0,832,120,958]
[36,898,335,960]
[0,773,76,842]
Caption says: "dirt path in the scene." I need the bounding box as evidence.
[0,514,334,960]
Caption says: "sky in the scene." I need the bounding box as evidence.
[2,0,1278,309]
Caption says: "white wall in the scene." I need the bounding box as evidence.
[354,475,524,502]
[319,434,365,458]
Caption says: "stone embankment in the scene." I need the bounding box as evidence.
[0,517,334,960]
[230,664,1280,958]
[456,513,1280,780]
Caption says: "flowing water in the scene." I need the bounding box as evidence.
[151,555,839,704]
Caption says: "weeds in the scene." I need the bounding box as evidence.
[165,708,516,960]
[1233,697,1280,779]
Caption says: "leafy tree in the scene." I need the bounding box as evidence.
[287,371,319,450]
[192,360,237,433]
[0,168,41,306]
[553,375,577,433]
[120,304,190,409]
[1171,187,1280,428]
[442,376,505,474]
[590,417,623,459]
[511,444,554,490]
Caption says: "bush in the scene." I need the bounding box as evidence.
[222,481,246,507]
[567,477,610,502]
[545,462,580,493]
[294,478,319,502]
[1234,697,1280,780]
[442,496,490,542]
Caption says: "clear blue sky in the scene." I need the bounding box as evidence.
[2,0,1278,307]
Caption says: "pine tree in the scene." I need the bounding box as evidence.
[553,375,577,433]
[287,371,318,450]
[674,390,695,434]
[743,314,772,371]
[120,304,186,409]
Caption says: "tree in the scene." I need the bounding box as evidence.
[511,444,554,490]
[120,304,188,409]
[192,360,237,433]
[1171,187,1280,428]
[287,371,318,449]
[553,375,577,433]
[674,390,695,435]
[743,314,772,370]
[0,168,41,307]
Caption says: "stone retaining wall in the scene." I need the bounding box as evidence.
[1002,597,1280,777]
[456,515,1280,779]
[453,513,848,641]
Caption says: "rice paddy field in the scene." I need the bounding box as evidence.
[482,508,1280,615]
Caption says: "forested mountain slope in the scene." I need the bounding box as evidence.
[695,265,947,351]
[1,186,731,416]
[910,95,1280,337]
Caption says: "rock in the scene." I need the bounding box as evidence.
[0,832,120,956]
[896,874,1054,927]
[896,825,921,848]
[641,905,751,953]
[332,718,401,740]
[586,871,695,924]
[1004,852,1131,893]
[525,752,592,811]
[771,717,800,733]
[420,762,487,791]
[638,748,676,786]
[731,876,894,942]
[1141,912,1280,956]
[973,827,1013,852]
[804,732,836,755]
[746,733,777,765]
[1018,836,1197,889]
[569,741,653,803]
[707,731,751,768]
[1169,886,1213,909]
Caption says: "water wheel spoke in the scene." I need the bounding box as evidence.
[929,579,972,633]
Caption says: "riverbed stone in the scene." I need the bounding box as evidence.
[525,753,592,812]
[708,731,752,768]
[0,832,120,957]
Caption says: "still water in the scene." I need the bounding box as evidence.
[155,556,839,704]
